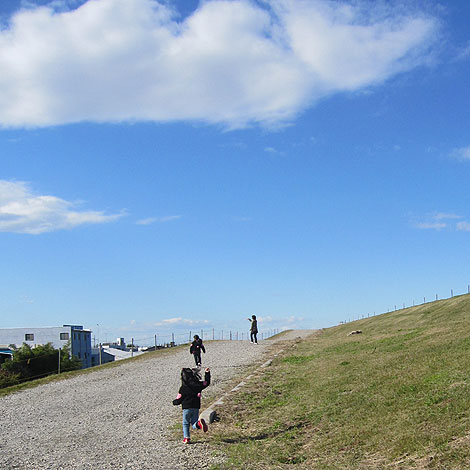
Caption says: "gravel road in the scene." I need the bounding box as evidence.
[0,330,314,470]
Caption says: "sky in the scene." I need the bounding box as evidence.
[1,0,470,346]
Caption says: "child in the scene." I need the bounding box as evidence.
[248,314,258,344]
[189,334,206,366]
[173,367,210,444]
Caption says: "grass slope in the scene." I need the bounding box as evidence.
[208,294,470,469]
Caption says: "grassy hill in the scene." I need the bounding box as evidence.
[207,294,470,469]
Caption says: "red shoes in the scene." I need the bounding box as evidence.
[197,418,208,432]
[183,438,190,444]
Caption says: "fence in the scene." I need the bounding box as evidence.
[341,285,470,324]
[97,328,282,349]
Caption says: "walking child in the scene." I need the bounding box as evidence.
[248,314,258,343]
[190,334,206,366]
[173,367,210,444]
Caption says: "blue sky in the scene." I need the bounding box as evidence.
[1,0,470,345]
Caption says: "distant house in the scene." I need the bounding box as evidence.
[0,325,92,369]
[101,339,145,361]
[91,346,115,366]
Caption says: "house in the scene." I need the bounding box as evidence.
[0,325,92,369]
[91,346,115,366]
[101,339,145,361]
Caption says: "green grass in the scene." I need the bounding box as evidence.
[207,294,470,469]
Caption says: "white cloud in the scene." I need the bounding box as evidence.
[0,0,439,129]
[454,41,470,62]
[0,180,125,234]
[154,317,210,327]
[412,212,464,231]
[264,147,277,153]
[433,212,462,221]
[456,222,470,232]
[451,146,470,161]
[414,222,447,230]
[136,215,181,225]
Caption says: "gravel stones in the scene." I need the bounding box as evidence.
[0,330,313,469]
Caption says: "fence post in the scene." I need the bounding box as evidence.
[189,330,192,342]
[451,289,453,297]
[212,328,215,340]
[201,329,203,339]
[230,331,232,340]
[155,334,157,350]
[131,338,134,358]
[58,347,61,374]
[172,333,175,345]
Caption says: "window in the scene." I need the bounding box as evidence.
[25,333,34,341]
[60,333,69,340]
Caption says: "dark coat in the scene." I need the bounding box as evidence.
[173,369,211,409]
[250,319,258,333]
[190,338,205,355]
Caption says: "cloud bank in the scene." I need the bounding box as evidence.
[0,180,124,234]
[412,212,467,232]
[0,0,439,128]
[451,146,470,161]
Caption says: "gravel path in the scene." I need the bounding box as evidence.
[0,330,314,470]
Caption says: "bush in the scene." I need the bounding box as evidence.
[1,340,81,386]
[0,369,20,388]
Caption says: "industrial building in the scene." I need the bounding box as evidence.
[0,325,92,369]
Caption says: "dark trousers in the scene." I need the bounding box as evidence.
[250,331,258,343]
[194,353,202,366]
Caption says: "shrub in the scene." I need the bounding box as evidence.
[0,369,20,389]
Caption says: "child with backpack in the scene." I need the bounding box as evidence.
[190,334,206,366]
[173,367,211,444]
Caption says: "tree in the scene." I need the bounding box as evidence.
[60,340,82,372]
[1,341,81,388]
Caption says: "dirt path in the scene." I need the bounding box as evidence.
[0,330,315,469]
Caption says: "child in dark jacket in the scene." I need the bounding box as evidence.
[189,335,206,366]
[173,367,210,443]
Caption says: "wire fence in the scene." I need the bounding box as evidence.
[341,285,470,324]
[96,328,282,349]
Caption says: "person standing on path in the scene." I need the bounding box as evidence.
[248,315,258,344]
[190,334,205,366]
[173,367,210,444]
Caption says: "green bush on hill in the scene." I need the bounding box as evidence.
[0,341,81,388]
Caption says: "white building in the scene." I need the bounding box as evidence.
[0,325,92,369]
